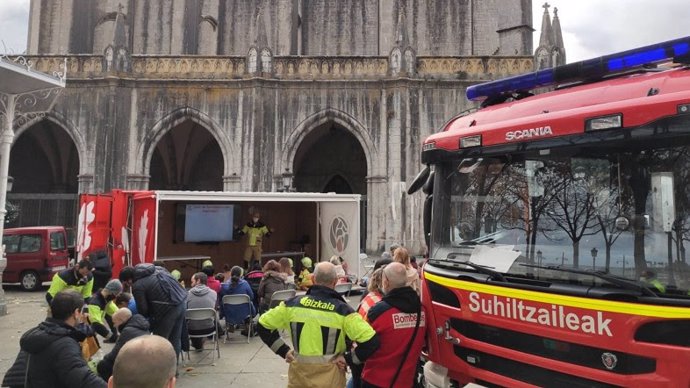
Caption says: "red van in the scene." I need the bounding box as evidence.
[2,226,70,291]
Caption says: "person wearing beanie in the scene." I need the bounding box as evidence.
[87,279,123,342]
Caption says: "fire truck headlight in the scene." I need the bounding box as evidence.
[423,142,437,151]
[460,135,482,148]
[585,114,622,132]
[678,103,690,114]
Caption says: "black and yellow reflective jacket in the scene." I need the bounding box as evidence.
[46,269,94,304]
[87,291,118,338]
[257,285,379,361]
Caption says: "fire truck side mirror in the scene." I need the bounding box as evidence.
[424,194,433,248]
[422,170,435,196]
[407,166,430,195]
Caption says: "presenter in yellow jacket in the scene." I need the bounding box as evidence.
[236,212,272,269]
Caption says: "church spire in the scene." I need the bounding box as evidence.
[113,4,127,49]
[394,2,409,48]
[254,0,268,49]
[103,3,131,73]
[248,0,273,75]
[552,7,564,51]
[389,2,415,76]
[534,2,566,70]
[538,3,554,49]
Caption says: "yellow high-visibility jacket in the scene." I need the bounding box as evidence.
[257,285,379,362]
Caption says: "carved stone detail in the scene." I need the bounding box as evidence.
[15,55,534,81]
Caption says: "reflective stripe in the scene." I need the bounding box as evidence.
[324,328,339,355]
[270,338,286,353]
[290,322,303,353]
[425,272,690,318]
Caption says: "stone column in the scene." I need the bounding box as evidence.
[223,174,242,191]
[125,174,149,190]
[365,175,388,254]
[0,95,15,316]
[77,173,95,193]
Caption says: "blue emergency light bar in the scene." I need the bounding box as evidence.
[466,36,690,102]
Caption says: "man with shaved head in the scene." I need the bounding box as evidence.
[258,261,380,388]
[108,335,176,388]
[97,308,151,381]
[360,262,425,388]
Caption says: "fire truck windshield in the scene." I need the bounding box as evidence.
[430,140,690,299]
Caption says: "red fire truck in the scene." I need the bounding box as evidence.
[411,37,690,387]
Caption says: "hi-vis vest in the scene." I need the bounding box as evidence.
[259,287,375,356]
[47,269,94,301]
[241,222,270,246]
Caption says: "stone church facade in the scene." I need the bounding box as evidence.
[13,0,539,255]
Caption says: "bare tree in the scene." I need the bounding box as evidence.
[543,164,602,268]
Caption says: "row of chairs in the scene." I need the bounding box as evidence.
[183,284,354,365]
[182,289,298,364]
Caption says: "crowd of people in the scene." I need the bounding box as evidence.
[3,243,425,388]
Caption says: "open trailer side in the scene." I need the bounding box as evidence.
[77,190,361,280]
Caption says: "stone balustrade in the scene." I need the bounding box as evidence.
[17,54,534,82]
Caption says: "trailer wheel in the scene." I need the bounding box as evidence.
[20,270,40,291]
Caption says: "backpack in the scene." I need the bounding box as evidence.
[155,268,187,305]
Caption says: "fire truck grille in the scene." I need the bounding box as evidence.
[453,345,621,388]
[451,319,656,375]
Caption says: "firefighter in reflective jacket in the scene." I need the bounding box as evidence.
[46,259,95,304]
[87,279,123,341]
[236,212,272,268]
[258,262,380,388]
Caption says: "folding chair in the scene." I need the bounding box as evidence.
[334,282,354,302]
[222,294,255,343]
[185,308,221,364]
[268,289,296,309]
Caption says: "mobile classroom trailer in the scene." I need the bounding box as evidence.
[75,190,361,279]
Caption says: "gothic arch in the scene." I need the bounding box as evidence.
[14,111,87,175]
[140,107,233,178]
[282,109,376,177]
[322,173,355,193]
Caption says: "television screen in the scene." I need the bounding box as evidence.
[177,204,235,242]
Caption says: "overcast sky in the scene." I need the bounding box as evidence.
[1,0,690,62]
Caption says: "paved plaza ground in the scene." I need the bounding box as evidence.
[0,286,355,387]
